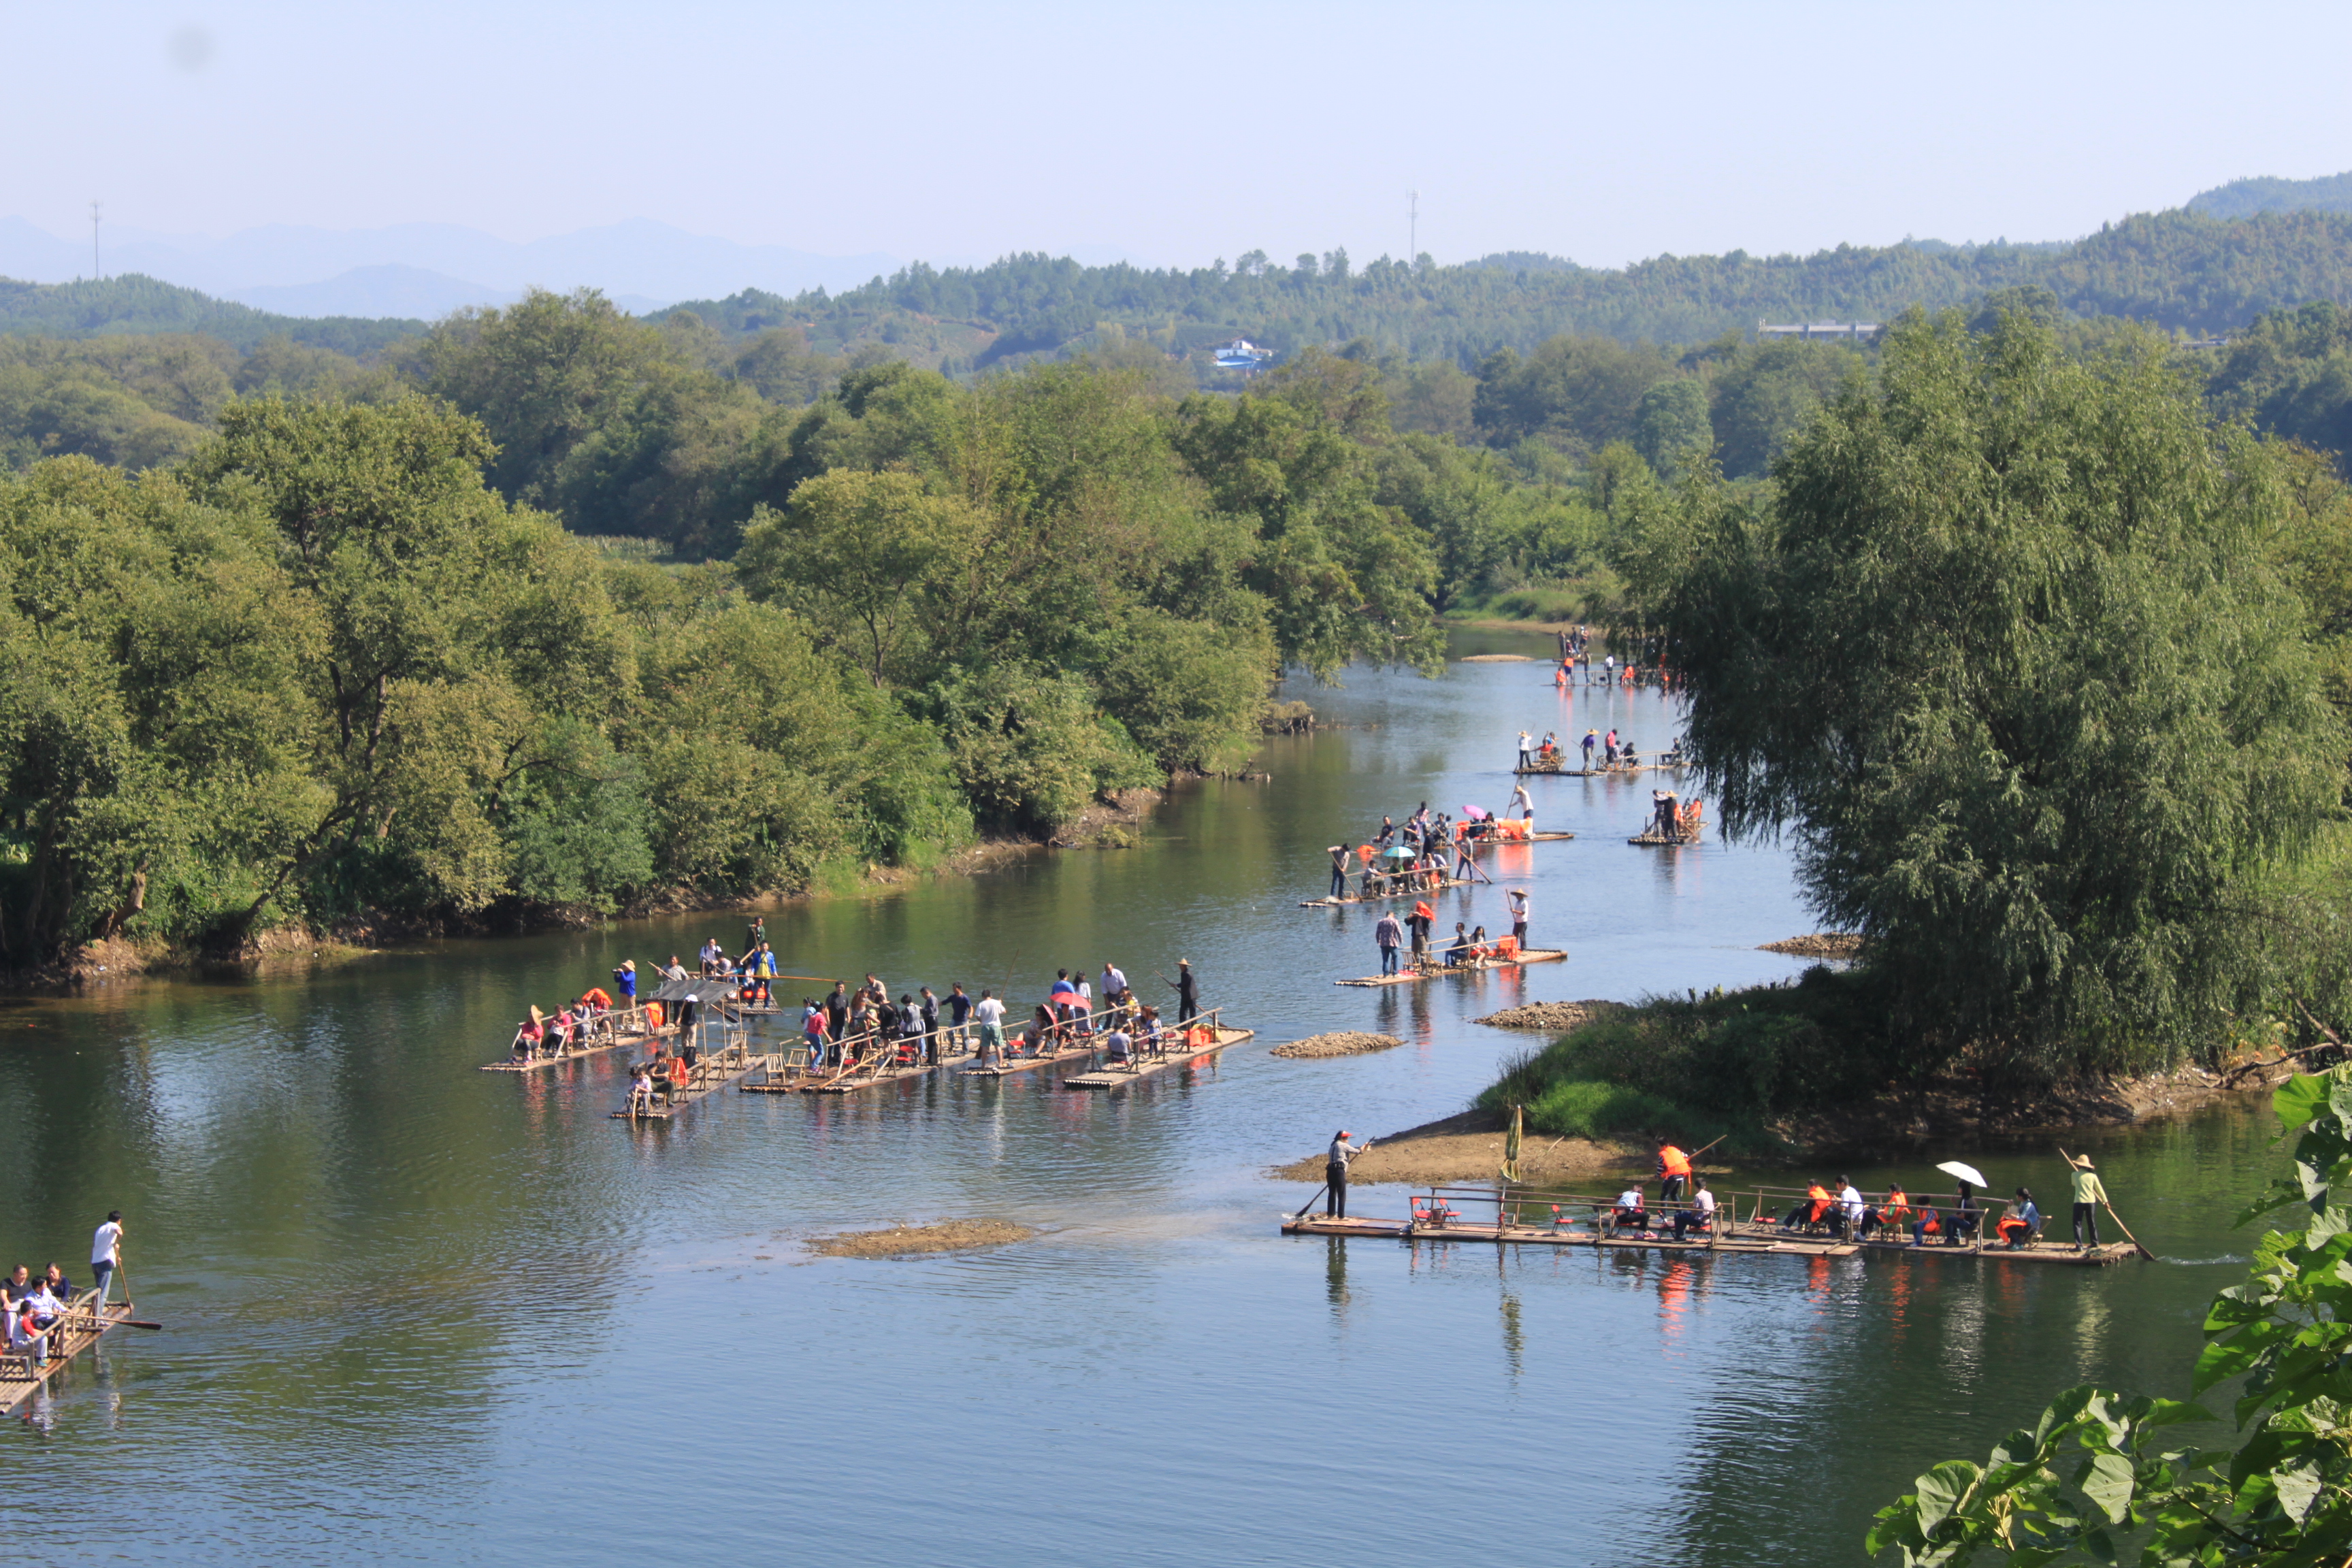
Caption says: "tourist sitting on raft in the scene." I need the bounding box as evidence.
[1861,1184,1911,1239]
[1612,1188,1650,1234]
[1911,1180,1981,1246]
[1671,1178,1716,1241]
[1997,1188,2041,1248]
[1782,1181,1834,1233]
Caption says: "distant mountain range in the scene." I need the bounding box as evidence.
[0,217,903,319]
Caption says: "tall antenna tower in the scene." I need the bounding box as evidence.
[90,201,101,281]
[1409,191,1418,263]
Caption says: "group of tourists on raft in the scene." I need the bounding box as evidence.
[1604,1143,2117,1250]
[1328,796,1539,901]
[510,916,796,1063]
[775,958,1207,1074]
[3,1211,124,1367]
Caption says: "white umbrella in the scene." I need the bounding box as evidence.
[1935,1160,1989,1188]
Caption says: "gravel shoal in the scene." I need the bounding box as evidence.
[806,1220,1036,1258]
[1271,1032,1403,1058]
[1473,999,1620,1032]
[1760,933,1865,958]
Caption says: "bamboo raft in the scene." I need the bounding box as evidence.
[1298,877,1473,908]
[1,1291,140,1416]
[611,1034,764,1122]
[1335,949,1566,987]
[1514,753,1685,778]
[1064,1017,1252,1090]
[481,1004,671,1072]
[744,1037,977,1094]
[1629,827,1701,847]
[964,1038,1102,1079]
[1283,1184,2141,1267]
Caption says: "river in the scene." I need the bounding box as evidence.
[0,630,2282,1565]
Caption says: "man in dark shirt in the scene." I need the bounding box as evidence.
[919,987,942,1064]
[1171,960,1199,1024]
[824,983,849,1041]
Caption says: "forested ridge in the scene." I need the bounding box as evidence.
[662,206,2352,370]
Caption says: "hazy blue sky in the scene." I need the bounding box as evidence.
[16,1,2352,270]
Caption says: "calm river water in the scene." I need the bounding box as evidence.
[0,631,2282,1566]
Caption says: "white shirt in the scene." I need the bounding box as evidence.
[1693,1190,1717,1217]
[1617,1189,1644,1209]
[973,998,1005,1026]
[1507,892,1529,920]
[1103,966,1127,995]
[1077,981,1092,1007]
[1839,1184,1865,1219]
[92,1221,121,1268]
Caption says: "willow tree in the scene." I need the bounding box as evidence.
[1663,310,2345,1083]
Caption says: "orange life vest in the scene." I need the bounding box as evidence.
[1659,1145,1692,1178]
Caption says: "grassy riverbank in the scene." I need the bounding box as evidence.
[1469,964,2308,1163]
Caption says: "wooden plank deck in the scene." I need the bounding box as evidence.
[610,1049,766,1121]
[1279,1215,2136,1265]
[1298,877,1474,909]
[1064,1026,1255,1090]
[481,1026,668,1073]
[745,1045,978,1094]
[0,1291,137,1416]
[1515,760,1685,777]
[962,1040,1102,1079]
[1335,950,1567,987]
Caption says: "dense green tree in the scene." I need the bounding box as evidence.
[1472,335,1673,454]
[1709,338,1866,477]
[1631,376,1713,478]
[1660,310,2345,1083]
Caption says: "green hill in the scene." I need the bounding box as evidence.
[2188,171,2352,220]
[653,208,2352,372]
[0,274,421,357]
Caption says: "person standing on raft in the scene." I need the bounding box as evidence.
[1169,960,1199,1025]
[1373,909,1404,976]
[2066,1155,2107,1248]
[1326,1130,1369,1218]
[1326,845,1351,899]
[1655,1139,1691,1203]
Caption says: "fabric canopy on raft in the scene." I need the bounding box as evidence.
[649,977,745,1005]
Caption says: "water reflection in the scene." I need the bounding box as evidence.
[0,644,2286,1568]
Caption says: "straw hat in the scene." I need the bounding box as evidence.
[2067,1154,2096,1170]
